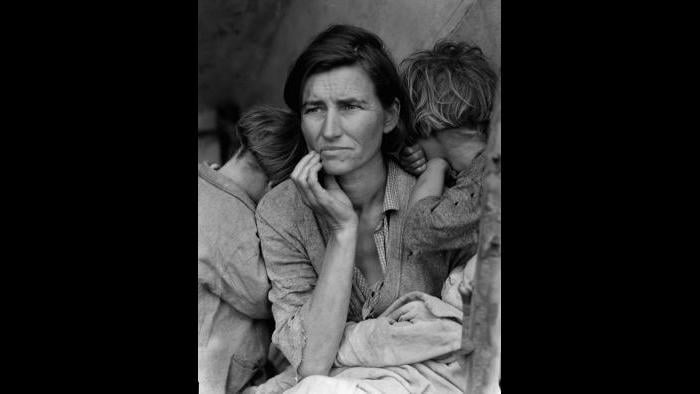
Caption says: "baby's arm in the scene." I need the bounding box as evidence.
[408,158,450,209]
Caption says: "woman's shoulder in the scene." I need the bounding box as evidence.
[256,178,310,224]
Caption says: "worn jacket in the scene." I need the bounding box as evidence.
[198,163,272,394]
[255,159,472,373]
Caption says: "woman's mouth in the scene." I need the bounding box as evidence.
[320,146,350,152]
[319,147,350,157]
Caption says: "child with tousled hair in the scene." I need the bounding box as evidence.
[398,41,498,297]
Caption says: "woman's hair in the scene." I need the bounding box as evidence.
[283,24,409,154]
[400,41,497,142]
[234,105,307,187]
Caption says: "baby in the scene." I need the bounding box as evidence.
[398,41,498,307]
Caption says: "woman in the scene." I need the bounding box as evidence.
[255,25,472,381]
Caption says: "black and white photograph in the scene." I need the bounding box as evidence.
[198,1,501,392]
[12,1,692,393]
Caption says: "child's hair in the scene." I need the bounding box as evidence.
[400,41,497,142]
[233,105,307,187]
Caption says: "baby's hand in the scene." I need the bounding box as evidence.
[399,144,427,176]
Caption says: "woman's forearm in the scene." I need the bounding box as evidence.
[297,226,357,377]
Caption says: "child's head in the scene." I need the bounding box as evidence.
[400,41,497,144]
[232,106,307,197]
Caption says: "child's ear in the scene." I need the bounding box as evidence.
[383,98,400,134]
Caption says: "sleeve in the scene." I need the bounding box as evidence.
[197,202,272,320]
[197,250,270,320]
[256,208,318,372]
[403,170,483,252]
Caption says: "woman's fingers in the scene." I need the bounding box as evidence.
[291,152,317,207]
[307,162,329,204]
[386,303,408,321]
[323,173,341,192]
[319,174,357,229]
[296,152,322,208]
[291,151,315,180]
[294,153,357,228]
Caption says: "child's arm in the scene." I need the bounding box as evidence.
[408,158,450,209]
[403,150,488,253]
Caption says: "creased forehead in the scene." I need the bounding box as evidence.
[302,65,376,103]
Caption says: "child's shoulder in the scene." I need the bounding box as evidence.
[256,178,313,229]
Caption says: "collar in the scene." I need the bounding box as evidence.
[198,163,256,212]
[382,159,415,214]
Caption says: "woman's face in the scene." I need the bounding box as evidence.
[300,65,398,176]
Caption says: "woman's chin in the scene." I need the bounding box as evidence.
[321,162,352,176]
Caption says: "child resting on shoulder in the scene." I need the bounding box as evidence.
[198,105,306,394]
[398,40,498,294]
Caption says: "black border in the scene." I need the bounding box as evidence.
[9,1,693,392]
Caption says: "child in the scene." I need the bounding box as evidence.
[398,41,498,290]
[198,105,306,394]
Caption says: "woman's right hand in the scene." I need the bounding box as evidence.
[291,151,358,232]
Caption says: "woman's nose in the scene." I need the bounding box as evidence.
[321,110,342,139]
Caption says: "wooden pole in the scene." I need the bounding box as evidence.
[464,82,501,394]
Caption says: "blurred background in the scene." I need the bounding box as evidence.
[197,0,501,164]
